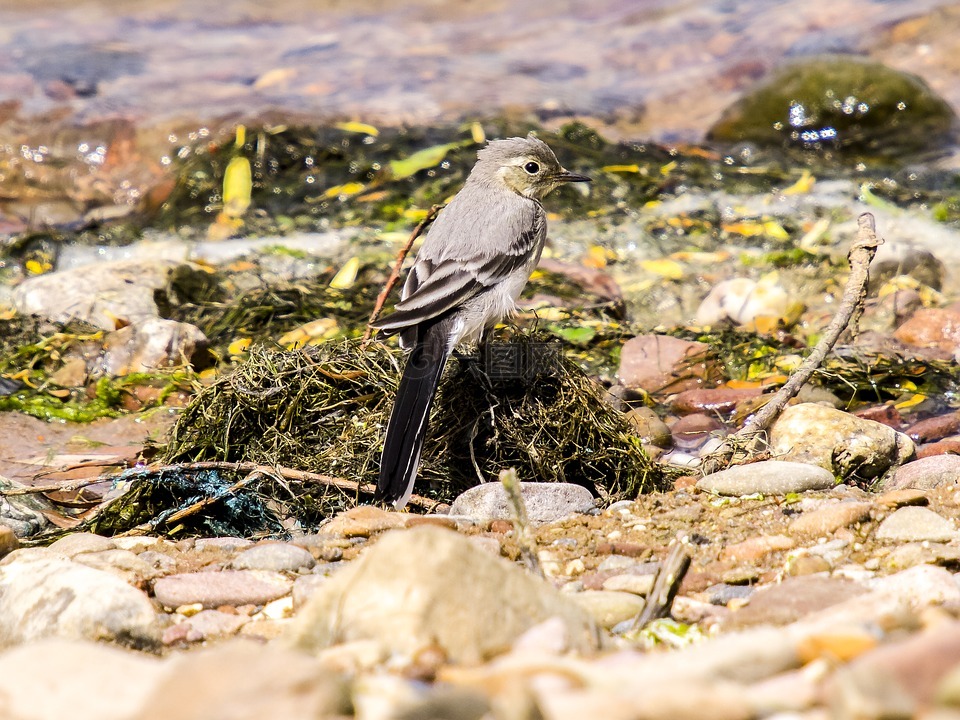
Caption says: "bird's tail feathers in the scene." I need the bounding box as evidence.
[376,321,449,507]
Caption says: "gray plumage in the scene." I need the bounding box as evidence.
[372,134,590,508]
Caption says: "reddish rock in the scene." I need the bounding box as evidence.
[894,308,960,354]
[725,575,867,629]
[671,413,724,449]
[617,334,717,394]
[720,535,795,563]
[854,404,904,429]
[905,411,960,443]
[152,570,291,609]
[883,455,960,491]
[789,501,873,538]
[918,437,960,458]
[874,488,929,507]
[670,387,763,414]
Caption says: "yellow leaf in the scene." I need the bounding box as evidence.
[660,160,677,176]
[228,338,252,356]
[278,318,340,349]
[335,121,380,137]
[894,393,926,410]
[222,156,252,219]
[329,256,360,289]
[377,231,411,244]
[24,259,53,275]
[763,220,789,240]
[403,207,429,222]
[602,164,641,174]
[388,142,465,180]
[470,122,486,144]
[357,190,389,202]
[583,245,614,269]
[322,182,366,199]
[782,170,815,195]
[640,258,684,280]
[253,67,297,90]
[234,124,246,148]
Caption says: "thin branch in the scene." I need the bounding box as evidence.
[699,212,883,475]
[4,461,447,512]
[500,467,544,579]
[630,533,691,631]
[362,204,443,344]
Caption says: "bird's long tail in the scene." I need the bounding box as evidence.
[377,320,450,508]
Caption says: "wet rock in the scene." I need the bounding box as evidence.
[918,437,960,458]
[671,413,723,449]
[905,411,960,443]
[100,318,209,376]
[894,308,960,356]
[828,622,960,717]
[449,482,595,524]
[231,542,316,573]
[707,55,956,158]
[697,460,835,496]
[769,403,914,481]
[569,590,645,629]
[11,259,210,330]
[0,639,166,720]
[624,407,673,447]
[789,501,872,538]
[670,387,763,414]
[882,455,960,491]
[138,641,351,720]
[726,576,867,629]
[285,526,599,663]
[617,334,716,394]
[693,276,790,328]
[854,403,904,429]
[875,506,956,542]
[0,556,159,648]
[872,248,946,294]
[153,570,292,609]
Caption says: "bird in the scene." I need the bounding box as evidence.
[371,134,591,508]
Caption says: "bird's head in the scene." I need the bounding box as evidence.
[475,134,591,200]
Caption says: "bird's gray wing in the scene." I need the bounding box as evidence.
[372,214,545,335]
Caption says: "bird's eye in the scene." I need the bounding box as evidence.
[523,161,540,174]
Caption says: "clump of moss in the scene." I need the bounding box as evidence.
[153,337,660,530]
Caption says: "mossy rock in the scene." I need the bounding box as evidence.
[708,55,956,159]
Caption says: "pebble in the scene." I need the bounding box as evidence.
[569,590,645,629]
[697,460,835,496]
[854,403,905,428]
[48,532,117,557]
[720,535,795,562]
[725,576,867,629]
[789,501,873,538]
[874,487,929,507]
[231,542,316,573]
[875,506,956,543]
[322,505,407,537]
[292,574,328,610]
[624,407,673,447]
[449,482,595,524]
[153,570,292,609]
[769,403,915,481]
[694,276,789,328]
[883,455,960,491]
[894,307,960,355]
[601,574,655,596]
[705,584,755,606]
[100,318,208,376]
[617,334,716,394]
[0,555,159,647]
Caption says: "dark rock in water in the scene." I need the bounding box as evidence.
[707,55,956,159]
[23,43,145,97]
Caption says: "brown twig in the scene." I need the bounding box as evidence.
[500,467,544,579]
[700,212,883,475]
[4,460,446,513]
[630,533,691,631]
[362,204,443,344]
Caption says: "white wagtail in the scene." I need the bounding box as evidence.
[371,134,591,508]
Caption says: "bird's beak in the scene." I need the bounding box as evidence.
[554,168,592,183]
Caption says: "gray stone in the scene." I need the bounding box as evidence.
[72,548,162,587]
[284,526,599,663]
[449,482,595,524]
[12,259,207,330]
[99,318,208,376]
[231,542,316,573]
[0,556,159,648]
[769,403,914,481]
[153,570,292,609]
[876,506,956,543]
[697,460,835,496]
[883,455,960,491]
[0,639,166,720]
